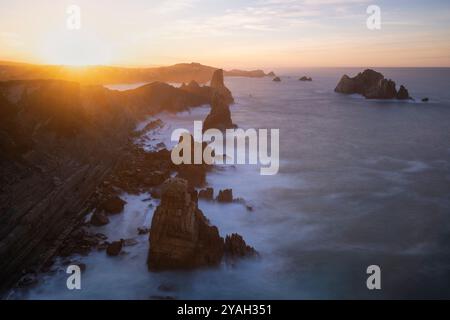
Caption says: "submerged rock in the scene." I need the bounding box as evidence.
[422,97,429,102]
[147,178,224,270]
[335,69,411,100]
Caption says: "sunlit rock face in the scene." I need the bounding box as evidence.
[147,178,224,270]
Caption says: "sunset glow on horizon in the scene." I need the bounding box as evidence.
[1,0,449,69]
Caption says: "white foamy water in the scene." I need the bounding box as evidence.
[8,68,450,299]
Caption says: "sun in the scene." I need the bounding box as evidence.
[38,30,113,66]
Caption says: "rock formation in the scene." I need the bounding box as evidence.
[203,91,235,132]
[334,69,412,100]
[224,233,258,261]
[267,71,276,77]
[273,77,281,82]
[198,188,214,200]
[217,189,233,203]
[147,178,224,270]
[396,85,411,100]
[299,76,312,82]
[0,77,224,291]
[202,69,235,132]
[210,69,234,105]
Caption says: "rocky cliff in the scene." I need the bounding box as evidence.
[0,77,220,292]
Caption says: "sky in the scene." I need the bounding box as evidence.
[0,0,449,68]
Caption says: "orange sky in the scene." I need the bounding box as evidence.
[0,0,449,68]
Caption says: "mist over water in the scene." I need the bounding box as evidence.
[9,68,450,299]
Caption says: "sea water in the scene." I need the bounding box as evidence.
[8,68,450,299]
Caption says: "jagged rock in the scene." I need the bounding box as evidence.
[203,91,235,132]
[224,233,258,260]
[147,178,224,270]
[202,69,235,132]
[335,69,411,100]
[267,71,276,77]
[198,187,214,200]
[90,211,109,226]
[299,76,312,81]
[98,196,126,215]
[106,240,124,256]
[365,78,397,99]
[396,85,411,100]
[217,189,233,203]
[210,69,234,105]
[273,77,281,82]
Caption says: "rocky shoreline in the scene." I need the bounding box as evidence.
[0,69,255,295]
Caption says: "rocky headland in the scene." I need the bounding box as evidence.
[0,69,239,292]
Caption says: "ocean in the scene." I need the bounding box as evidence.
[8,68,450,299]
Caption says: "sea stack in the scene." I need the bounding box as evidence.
[335,69,411,100]
[210,69,234,104]
[147,178,224,270]
[203,69,235,131]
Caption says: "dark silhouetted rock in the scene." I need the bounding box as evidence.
[224,233,258,260]
[106,240,124,256]
[210,69,234,105]
[267,71,276,77]
[396,85,411,100]
[138,227,150,235]
[98,196,126,215]
[203,91,234,132]
[147,178,224,270]
[299,76,312,81]
[198,187,214,200]
[90,211,109,226]
[273,77,281,82]
[422,97,429,102]
[202,69,235,132]
[217,189,233,203]
[335,69,412,100]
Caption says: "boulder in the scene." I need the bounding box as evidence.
[147,178,224,270]
[106,240,124,256]
[98,196,126,215]
[273,77,281,82]
[217,189,233,203]
[90,211,109,226]
[299,76,312,81]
